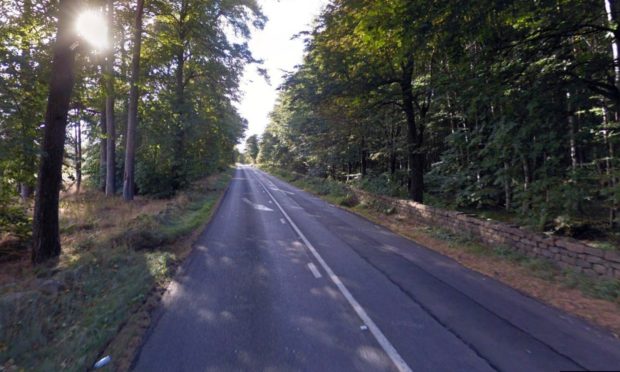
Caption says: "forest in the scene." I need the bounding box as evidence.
[2,0,620,370]
[257,0,620,244]
[1,0,262,262]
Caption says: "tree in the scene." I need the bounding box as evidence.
[31,0,78,263]
[258,0,618,236]
[123,0,145,201]
[0,0,262,262]
[245,134,259,163]
[104,0,116,196]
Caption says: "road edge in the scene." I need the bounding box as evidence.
[96,169,235,372]
[258,167,620,339]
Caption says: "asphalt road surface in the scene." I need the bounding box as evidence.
[133,166,620,372]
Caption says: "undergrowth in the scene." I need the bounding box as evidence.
[0,169,232,371]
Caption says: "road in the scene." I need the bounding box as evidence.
[133,166,620,372]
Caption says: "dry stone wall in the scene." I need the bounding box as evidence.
[353,190,620,279]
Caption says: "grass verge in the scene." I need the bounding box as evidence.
[0,169,232,371]
[261,166,620,336]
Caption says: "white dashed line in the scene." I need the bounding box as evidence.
[307,262,322,279]
[251,170,412,372]
[280,218,286,225]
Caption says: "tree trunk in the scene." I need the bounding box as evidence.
[172,0,188,189]
[74,114,82,193]
[105,0,116,196]
[521,156,532,211]
[360,137,367,177]
[603,105,618,228]
[606,0,620,102]
[20,184,32,202]
[18,0,35,202]
[605,1,620,227]
[504,161,511,211]
[32,0,77,264]
[173,47,186,188]
[123,0,145,201]
[400,60,423,203]
[389,121,401,176]
[99,100,107,191]
[566,90,580,203]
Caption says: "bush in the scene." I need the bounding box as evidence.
[339,193,359,207]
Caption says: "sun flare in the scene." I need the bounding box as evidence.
[75,10,108,50]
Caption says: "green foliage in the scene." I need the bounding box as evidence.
[0,203,30,240]
[0,0,51,200]
[245,134,260,163]
[258,0,620,241]
[0,0,262,209]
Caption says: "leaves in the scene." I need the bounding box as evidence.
[259,0,620,233]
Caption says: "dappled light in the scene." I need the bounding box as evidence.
[2,0,620,371]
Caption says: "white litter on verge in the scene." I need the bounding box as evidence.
[93,355,111,369]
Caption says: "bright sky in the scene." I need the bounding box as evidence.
[236,0,328,148]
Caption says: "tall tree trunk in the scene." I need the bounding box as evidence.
[32,0,77,264]
[605,1,620,227]
[390,122,401,176]
[20,184,32,202]
[360,137,367,177]
[400,60,423,203]
[390,149,397,175]
[606,0,620,103]
[75,110,82,193]
[123,0,145,201]
[504,161,511,211]
[173,46,186,188]
[99,100,107,191]
[603,105,618,227]
[172,0,188,189]
[567,91,579,173]
[521,155,532,211]
[19,0,35,202]
[105,0,116,196]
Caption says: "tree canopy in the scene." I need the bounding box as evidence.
[258,0,620,235]
[1,0,264,262]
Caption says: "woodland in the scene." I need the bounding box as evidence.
[1,0,262,262]
[258,0,620,244]
[1,1,620,369]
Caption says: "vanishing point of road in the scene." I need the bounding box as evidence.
[133,166,620,372]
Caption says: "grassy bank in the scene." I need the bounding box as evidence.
[260,165,620,335]
[0,169,232,371]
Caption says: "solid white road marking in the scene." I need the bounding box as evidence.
[307,262,322,279]
[251,170,412,372]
